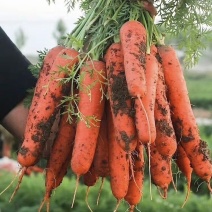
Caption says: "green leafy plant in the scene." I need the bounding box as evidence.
[155,0,212,68]
[48,0,212,68]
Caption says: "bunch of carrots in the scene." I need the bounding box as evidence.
[4,0,212,212]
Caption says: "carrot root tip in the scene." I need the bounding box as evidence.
[207,181,212,193]
[9,167,27,202]
[71,175,80,208]
[113,199,121,212]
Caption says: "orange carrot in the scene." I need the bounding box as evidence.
[134,45,158,145]
[24,165,43,176]
[175,143,193,207]
[93,110,110,177]
[42,45,65,70]
[120,20,147,98]
[154,62,177,158]
[157,45,212,190]
[124,142,145,211]
[70,60,107,176]
[149,143,172,199]
[91,110,110,206]
[70,60,107,208]
[39,104,76,211]
[106,100,130,207]
[9,47,78,201]
[105,42,137,153]
[18,47,79,168]
[83,164,99,187]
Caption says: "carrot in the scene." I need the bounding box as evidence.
[38,104,76,212]
[157,45,212,190]
[149,143,172,199]
[83,164,99,187]
[71,60,107,175]
[24,165,43,176]
[70,60,107,207]
[91,111,109,206]
[154,62,177,158]
[131,45,158,201]
[39,154,71,212]
[124,142,145,211]
[134,45,158,145]
[31,45,65,160]
[17,47,79,168]
[175,143,193,208]
[105,42,137,153]
[93,110,110,177]
[42,45,65,70]
[119,21,150,181]
[106,100,130,210]
[70,60,107,208]
[9,47,78,201]
[120,20,147,99]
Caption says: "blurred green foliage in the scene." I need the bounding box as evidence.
[0,170,211,212]
[186,72,212,110]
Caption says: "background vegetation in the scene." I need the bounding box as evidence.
[0,167,211,212]
[186,72,212,110]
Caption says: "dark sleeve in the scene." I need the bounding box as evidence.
[0,27,37,121]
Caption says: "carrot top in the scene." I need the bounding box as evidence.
[65,0,156,60]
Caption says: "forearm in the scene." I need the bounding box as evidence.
[1,101,29,141]
[0,27,37,141]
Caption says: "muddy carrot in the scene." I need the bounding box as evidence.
[70,60,107,176]
[154,61,177,158]
[105,42,137,153]
[157,45,212,191]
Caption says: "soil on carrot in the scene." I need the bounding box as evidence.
[119,131,136,152]
[155,99,168,116]
[18,146,30,157]
[131,42,146,71]
[181,128,195,143]
[155,120,174,137]
[110,72,132,116]
[155,52,162,64]
[199,140,211,162]
[37,118,55,141]
[172,118,195,142]
[138,42,146,65]
[18,145,40,159]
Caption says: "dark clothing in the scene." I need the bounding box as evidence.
[0,27,37,121]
